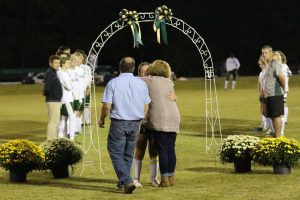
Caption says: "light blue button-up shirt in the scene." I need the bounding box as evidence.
[102,73,151,120]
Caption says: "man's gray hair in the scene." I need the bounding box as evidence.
[119,57,135,73]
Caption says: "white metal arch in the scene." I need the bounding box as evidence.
[83,12,222,174]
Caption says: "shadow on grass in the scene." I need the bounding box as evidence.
[180,116,265,138]
[185,166,273,174]
[0,173,121,194]
[0,120,46,143]
[185,166,233,173]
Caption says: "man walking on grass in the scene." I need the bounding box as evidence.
[98,57,151,194]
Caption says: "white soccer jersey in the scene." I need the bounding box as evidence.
[76,65,86,100]
[258,69,266,94]
[82,64,92,90]
[57,68,74,104]
[226,57,240,72]
[67,68,80,100]
[282,63,291,93]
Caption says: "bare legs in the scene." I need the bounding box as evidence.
[272,117,282,138]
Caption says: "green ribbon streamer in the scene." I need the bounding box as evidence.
[132,22,143,48]
[155,18,168,46]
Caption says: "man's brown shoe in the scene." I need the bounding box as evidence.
[124,182,136,194]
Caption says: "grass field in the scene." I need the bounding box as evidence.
[0,76,300,200]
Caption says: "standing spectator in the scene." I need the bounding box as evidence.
[43,55,62,140]
[225,53,240,89]
[98,57,151,194]
[262,46,285,138]
[142,60,180,187]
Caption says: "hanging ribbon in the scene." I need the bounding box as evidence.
[153,5,173,46]
[119,9,143,48]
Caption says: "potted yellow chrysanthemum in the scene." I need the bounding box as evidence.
[252,137,300,174]
[41,138,83,178]
[0,139,45,182]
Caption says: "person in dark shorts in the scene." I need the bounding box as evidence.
[224,53,240,89]
[261,46,285,138]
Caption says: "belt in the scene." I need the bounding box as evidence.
[110,118,141,122]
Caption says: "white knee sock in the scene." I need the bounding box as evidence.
[232,81,236,89]
[84,107,91,124]
[150,157,159,181]
[65,102,76,140]
[225,80,229,89]
[260,115,266,129]
[76,116,82,132]
[266,118,274,132]
[68,116,77,140]
[281,117,286,136]
[133,159,142,181]
[58,116,66,138]
[284,106,288,123]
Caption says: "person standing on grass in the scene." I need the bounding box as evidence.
[274,50,292,136]
[142,60,180,187]
[57,56,77,141]
[225,52,240,89]
[257,55,274,135]
[133,62,160,187]
[262,46,285,138]
[43,55,62,140]
[257,55,267,131]
[98,57,151,194]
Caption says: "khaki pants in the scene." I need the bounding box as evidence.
[46,102,61,140]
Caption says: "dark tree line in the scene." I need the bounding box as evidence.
[1,0,300,76]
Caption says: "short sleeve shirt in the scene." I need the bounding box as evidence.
[102,73,151,120]
[265,60,284,97]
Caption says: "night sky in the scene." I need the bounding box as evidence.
[2,0,300,76]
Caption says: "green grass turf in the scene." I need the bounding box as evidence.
[0,76,300,200]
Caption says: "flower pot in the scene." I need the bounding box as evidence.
[51,165,69,178]
[273,164,291,175]
[9,170,27,182]
[234,158,251,173]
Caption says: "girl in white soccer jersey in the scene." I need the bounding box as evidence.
[258,55,274,134]
[69,55,82,133]
[74,50,92,126]
[278,51,292,136]
[258,55,267,130]
[73,53,86,132]
[57,57,77,140]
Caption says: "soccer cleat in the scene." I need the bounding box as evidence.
[133,180,143,187]
[151,179,160,187]
[265,129,275,137]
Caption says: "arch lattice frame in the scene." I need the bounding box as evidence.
[82,12,222,175]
